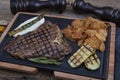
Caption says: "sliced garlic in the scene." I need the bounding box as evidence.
[13,17,45,37]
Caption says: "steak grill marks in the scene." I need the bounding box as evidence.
[5,21,71,60]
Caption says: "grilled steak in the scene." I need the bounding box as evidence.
[5,21,71,60]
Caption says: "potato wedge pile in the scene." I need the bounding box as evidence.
[61,17,108,52]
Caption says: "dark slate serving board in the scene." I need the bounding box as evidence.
[0,13,111,79]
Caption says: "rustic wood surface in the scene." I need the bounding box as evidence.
[0,0,120,80]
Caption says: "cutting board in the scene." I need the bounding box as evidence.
[0,12,115,79]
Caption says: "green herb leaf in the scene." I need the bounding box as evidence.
[27,57,61,65]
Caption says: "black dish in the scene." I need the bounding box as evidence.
[0,13,111,79]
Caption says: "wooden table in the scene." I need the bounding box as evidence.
[0,0,120,80]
